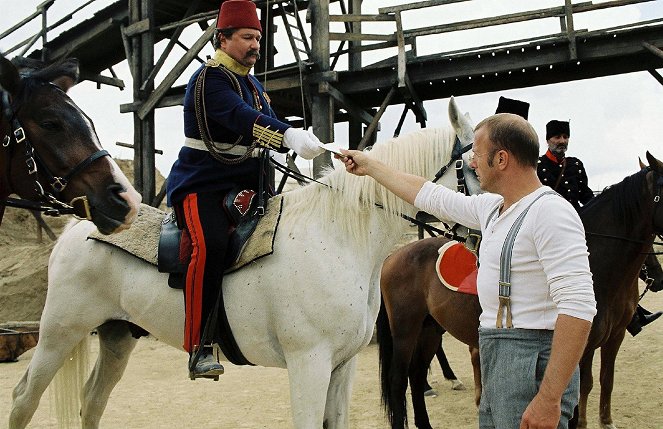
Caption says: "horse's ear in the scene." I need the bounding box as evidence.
[639,157,646,170]
[51,58,79,93]
[448,96,474,147]
[0,55,21,96]
[646,151,663,172]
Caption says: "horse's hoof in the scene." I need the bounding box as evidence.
[424,388,438,397]
[451,379,466,390]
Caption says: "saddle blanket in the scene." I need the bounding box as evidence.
[435,241,478,296]
[88,195,284,273]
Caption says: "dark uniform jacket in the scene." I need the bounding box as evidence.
[166,50,290,206]
[537,150,594,211]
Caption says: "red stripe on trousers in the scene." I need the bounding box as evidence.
[182,194,206,353]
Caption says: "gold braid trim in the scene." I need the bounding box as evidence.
[253,123,284,150]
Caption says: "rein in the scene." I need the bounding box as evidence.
[0,86,109,220]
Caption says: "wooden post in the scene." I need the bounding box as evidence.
[563,0,577,60]
[130,0,156,203]
[347,0,363,150]
[310,0,333,178]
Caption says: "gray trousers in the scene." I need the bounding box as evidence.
[478,327,579,429]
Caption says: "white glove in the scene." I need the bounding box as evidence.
[283,128,325,160]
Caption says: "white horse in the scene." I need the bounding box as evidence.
[9,98,476,429]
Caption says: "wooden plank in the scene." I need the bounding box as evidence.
[79,71,125,89]
[643,42,663,60]
[379,0,469,14]
[329,32,395,42]
[564,0,578,60]
[357,85,397,150]
[137,25,215,120]
[395,12,406,88]
[120,94,184,113]
[648,69,663,86]
[0,10,41,40]
[320,81,374,125]
[329,14,395,22]
[123,18,151,37]
[403,3,593,39]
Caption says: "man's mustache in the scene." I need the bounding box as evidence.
[247,50,261,60]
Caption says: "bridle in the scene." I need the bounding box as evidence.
[0,85,110,220]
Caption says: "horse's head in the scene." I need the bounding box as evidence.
[443,96,480,196]
[0,55,140,234]
[646,151,663,236]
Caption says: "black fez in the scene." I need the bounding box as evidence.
[546,120,570,140]
[495,96,529,119]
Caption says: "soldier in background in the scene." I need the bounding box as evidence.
[537,120,593,211]
[537,119,661,335]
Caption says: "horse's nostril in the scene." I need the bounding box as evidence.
[107,183,126,195]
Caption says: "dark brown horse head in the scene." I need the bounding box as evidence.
[646,151,663,235]
[0,55,141,234]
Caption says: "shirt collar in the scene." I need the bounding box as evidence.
[545,149,564,164]
[213,49,252,76]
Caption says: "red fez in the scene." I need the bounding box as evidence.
[216,0,262,32]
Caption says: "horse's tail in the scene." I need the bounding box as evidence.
[51,335,90,428]
[376,297,403,426]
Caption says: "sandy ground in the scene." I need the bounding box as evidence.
[1,163,663,428]
[1,297,663,429]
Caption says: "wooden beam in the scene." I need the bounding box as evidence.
[564,0,577,60]
[648,69,663,86]
[403,2,593,39]
[120,94,184,113]
[122,18,150,37]
[329,32,395,42]
[320,82,374,125]
[79,71,125,89]
[357,85,397,150]
[137,25,215,120]
[329,14,395,22]
[379,0,469,14]
[643,42,663,60]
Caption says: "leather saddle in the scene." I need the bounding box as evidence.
[157,188,264,288]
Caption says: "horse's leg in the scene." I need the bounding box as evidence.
[435,335,465,390]
[9,325,90,429]
[80,321,138,428]
[597,332,626,429]
[285,349,333,428]
[577,349,596,429]
[469,346,481,407]
[324,355,357,429]
[409,318,444,429]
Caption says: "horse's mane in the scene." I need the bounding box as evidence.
[12,57,80,102]
[282,127,456,242]
[580,168,648,227]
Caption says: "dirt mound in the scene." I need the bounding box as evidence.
[0,159,165,322]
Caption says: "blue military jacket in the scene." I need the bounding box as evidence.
[167,50,290,206]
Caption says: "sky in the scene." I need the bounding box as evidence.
[1,0,662,191]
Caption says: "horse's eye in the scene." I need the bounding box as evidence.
[40,120,61,131]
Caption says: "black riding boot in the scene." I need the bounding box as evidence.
[626,305,663,336]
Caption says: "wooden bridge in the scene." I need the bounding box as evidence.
[2,0,662,203]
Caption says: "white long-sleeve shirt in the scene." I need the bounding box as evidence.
[415,182,596,329]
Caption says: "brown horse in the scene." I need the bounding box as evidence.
[0,55,140,234]
[378,152,663,429]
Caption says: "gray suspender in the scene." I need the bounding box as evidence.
[494,190,558,328]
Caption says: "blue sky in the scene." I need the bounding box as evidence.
[1,0,662,190]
